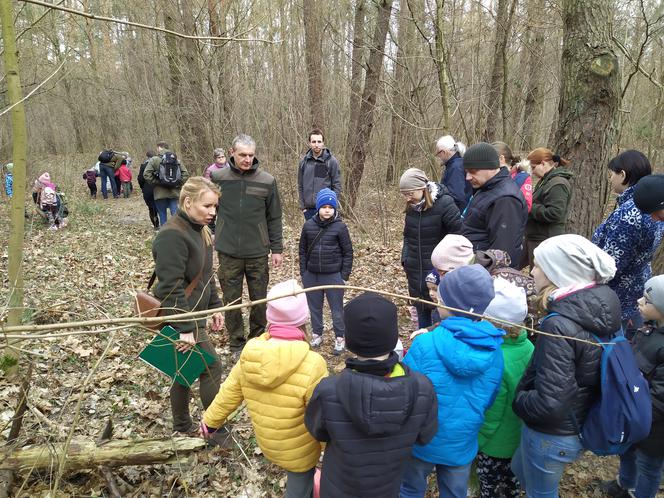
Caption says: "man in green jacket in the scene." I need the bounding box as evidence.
[211,134,283,354]
[143,140,190,226]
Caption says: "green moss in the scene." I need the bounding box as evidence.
[590,55,616,77]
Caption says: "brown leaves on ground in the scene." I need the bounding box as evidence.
[0,175,624,497]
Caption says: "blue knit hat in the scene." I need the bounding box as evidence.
[316,188,337,211]
[438,264,495,319]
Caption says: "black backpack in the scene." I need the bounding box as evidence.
[98,150,114,163]
[157,152,182,187]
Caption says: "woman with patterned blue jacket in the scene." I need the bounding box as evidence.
[592,150,664,335]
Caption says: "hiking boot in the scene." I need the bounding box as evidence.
[601,479,631,498]
[333,337,345,355]
[310,334,323,348]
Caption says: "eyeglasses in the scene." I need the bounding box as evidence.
[401,191,418,198]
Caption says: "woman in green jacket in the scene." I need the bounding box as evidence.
[522,148,573,269]
[152,176,224,434]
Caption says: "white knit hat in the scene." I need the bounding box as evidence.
[484,277,528,325]
[533,234,616,288]
[431,234,475,272]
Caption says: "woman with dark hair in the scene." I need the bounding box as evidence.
[592,150,664,335]
[400,167,461,328]
[522,147,573,269]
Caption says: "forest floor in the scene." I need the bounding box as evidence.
[0,170,633,497]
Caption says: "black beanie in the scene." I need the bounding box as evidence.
[463,142,500,170]
[634,175,664,214]
[344,293,399,357]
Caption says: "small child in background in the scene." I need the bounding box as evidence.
[477,278,534,498]
[305,292,438,498]
[201,280,328,498]
[299,188,353,355]
[4,162,13,198]
[400,265,504,498]
[605,275,664,498]
[36,172,64,230]
[115,160,132,198]
[82,166,98,198]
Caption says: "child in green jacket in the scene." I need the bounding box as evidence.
[477,277,534,498]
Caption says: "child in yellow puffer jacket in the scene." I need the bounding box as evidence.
[202,279,328,497]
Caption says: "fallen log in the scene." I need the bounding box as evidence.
[0,437,206,472]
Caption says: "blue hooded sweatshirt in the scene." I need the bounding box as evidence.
[403,316,504,466]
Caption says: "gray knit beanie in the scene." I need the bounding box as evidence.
[399,168,429,191]
[463,142,501,170]
[644,275,664,317]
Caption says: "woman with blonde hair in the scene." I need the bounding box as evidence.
[400,167,461,328]
[522,147,573,268]
[152,176,224,434]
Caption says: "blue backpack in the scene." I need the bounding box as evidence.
[542,313,652,455]
[581,332,652,455]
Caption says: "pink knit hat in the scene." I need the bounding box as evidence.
[38,172,51,184]
[266,279,309,327]
[431,234,475,272]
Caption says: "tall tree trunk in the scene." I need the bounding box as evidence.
[345,0,394,208]
[483,0,514,141]
[433,0,451,131]
[303,0,324,128]
[387,1,416,183]
[162,0,183,148]
[554,0,620,237]
[344,0,366,160]
[1,0,28,342]
[521,0,546,150]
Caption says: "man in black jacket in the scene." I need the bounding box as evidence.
[305,293,438,498]
[460,142,527,267]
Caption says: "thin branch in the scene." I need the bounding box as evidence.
[0,56,67,118]
[0,285,607,347]
[18,0,279,43]
[612,34,663,91]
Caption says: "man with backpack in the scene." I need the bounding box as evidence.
[97,148,126,199]
[143,141,190,225]
[297,128,342,220]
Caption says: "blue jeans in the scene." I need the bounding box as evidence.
[285,468,314,498]
[99,164,118,198]
[155,198,178,226]
[618,446,664,498]
[301,271,345,337]
[414,301,438,329]
[400,456,471,498]
[511,425,583,497]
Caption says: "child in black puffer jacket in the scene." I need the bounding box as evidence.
[605,274,664,498]
[299,188,353,355]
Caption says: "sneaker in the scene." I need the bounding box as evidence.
[310,334,323,348]
[48,224,58,231]
[333,337,345,355]
[60,218,68,228]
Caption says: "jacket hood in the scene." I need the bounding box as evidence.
[548,285,622,337]
[433,317,504,377]
[239,335,311,388]
[335,365,419,436]
[228,156,260,175]
[542,167,574,182]
[426,181,447,203]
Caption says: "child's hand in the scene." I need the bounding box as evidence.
[410,328,429,340]
[211,312,224,332]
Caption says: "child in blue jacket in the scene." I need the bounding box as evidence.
[400,264,504,498]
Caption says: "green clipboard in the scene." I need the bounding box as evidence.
[138,325,216,387]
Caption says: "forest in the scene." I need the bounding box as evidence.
[1,0,664,496]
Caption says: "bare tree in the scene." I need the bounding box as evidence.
[520,0,547,150]
[303,0,324,128]
[554,0,621,237]
[344,0,394,208]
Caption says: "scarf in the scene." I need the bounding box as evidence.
[267,324,305,341]
[345,351,400,377]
